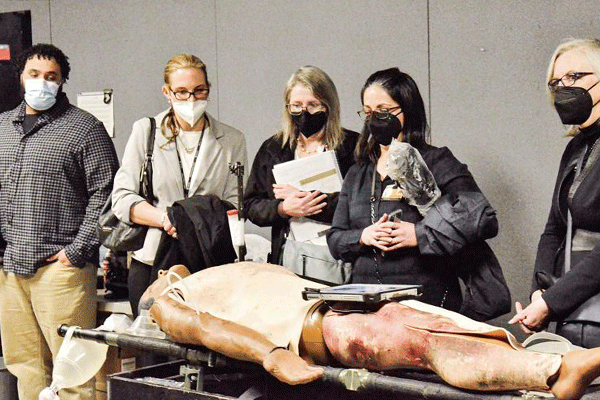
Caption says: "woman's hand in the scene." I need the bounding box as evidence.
[162,211,178,238]
[273,184,300,200]
[360,215,418,252]
[263,348,324,385]
[279,191,327,218]
[383,221,418,251]
[508,290,550,334]
[360,215,394,251]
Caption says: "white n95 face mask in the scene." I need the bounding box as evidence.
[24,78,60,111]
[172,100,208,127]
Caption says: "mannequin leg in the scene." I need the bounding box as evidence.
[322,301,561,392]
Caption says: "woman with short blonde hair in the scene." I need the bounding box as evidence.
[112,53,247,316]
[511,38,600,347]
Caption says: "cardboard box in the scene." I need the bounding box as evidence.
[95,346,138,394]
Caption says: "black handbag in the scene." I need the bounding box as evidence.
[98,117,156,251]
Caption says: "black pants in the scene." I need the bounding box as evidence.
[556,321,600,348]
[127,258,153,319]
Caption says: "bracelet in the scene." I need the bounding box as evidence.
[269,346,287,354]
[160,211,167,225]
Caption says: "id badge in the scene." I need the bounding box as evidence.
[381,184,403,200]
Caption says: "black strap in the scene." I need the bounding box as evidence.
[139,117,156,203]
[146,117,156,161]
[565,144,588,273]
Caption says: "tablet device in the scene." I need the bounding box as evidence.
[302,284,422,303]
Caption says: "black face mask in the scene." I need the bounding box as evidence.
[367,116,402,146]
[291,111,327,138]
[554,80,599,125]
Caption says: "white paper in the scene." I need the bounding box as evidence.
[77,91,114,137]
[273,150,342,193]
[273,151,342,242]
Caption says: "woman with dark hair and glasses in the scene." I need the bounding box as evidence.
[327,68,498,311]
[112,54,247,316]
[510,39,600,348]
[244,66,358,266]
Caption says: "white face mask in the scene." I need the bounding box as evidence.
[172,100,208,127]
[24,78,60,111]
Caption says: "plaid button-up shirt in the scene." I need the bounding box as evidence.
[0,94,119,276]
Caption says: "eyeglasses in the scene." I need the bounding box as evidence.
[357,106,402,121]
[548,72,595,92]
[169,87,210,101]
[287,102,325,115]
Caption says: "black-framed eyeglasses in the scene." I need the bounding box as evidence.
[169,87,210,101]
[287,102,325,115]
[357,106,402,121]
[548,72,595,92]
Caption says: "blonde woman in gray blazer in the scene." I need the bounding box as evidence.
[112,54,247,315]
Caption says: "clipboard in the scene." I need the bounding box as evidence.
[302,283,422,303]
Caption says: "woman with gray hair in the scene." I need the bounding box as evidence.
[244,66,358,264]
[510,39,600,347]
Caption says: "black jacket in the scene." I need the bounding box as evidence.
[534,121,600,318]
[327,144,498,311]
[152,195,237,276]
[244,129,359,263]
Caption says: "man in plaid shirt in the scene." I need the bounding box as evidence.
[0,43,119,400]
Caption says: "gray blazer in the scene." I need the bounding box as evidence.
[112,110,247,264]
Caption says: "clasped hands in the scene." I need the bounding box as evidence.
[273,184,327,217]
[360,214,417,251]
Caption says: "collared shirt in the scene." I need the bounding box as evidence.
[0,94,119,276]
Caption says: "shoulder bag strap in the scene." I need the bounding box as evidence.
[140,117,156,203]
[146,117,156,161]
[565,145,587,273]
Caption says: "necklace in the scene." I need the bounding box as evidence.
[297,137,326,155]
[178,133,201,154]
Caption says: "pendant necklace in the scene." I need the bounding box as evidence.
[178,133,201,154]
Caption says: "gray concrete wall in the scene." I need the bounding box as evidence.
[2,0,599,337]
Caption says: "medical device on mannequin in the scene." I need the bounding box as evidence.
[229,161,246,261]
[387,140,440,216]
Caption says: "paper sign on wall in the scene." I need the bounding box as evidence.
[77,90,114,137]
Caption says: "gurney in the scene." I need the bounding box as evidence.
[57,325,600,400]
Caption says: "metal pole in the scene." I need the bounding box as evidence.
[228,161,247,261]
[57,324,233,367]
[322,367,527,400]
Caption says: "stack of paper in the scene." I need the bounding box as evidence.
[273,151,342,243]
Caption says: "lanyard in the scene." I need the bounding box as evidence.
[174,121,207,198]
[369,166,383,283]
[370,165,381,224]
[369,164,448,305]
